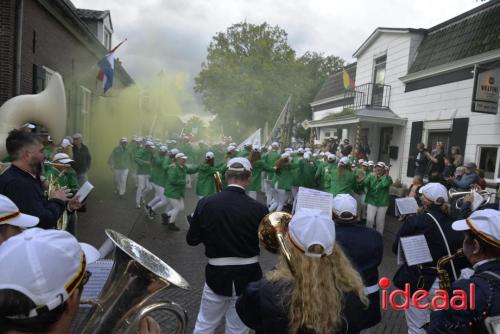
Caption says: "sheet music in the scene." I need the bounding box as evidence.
[471,191,485,211]
[75,181,94,203]
[399,235,433,266]
[81,259,113,307]
[395,197,419,215]
[293,187,332,216]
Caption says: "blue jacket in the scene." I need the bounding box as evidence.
[336,222,383,329]
[428,260,500,333]
[452,172,479,191]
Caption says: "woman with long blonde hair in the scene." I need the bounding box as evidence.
[236,208,369,333]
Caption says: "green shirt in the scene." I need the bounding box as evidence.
[364,174,393,207]
[164,163,197,199]
[237,149,251,158]
[44,166,79,194]
[263,150,280,179]
[248,160,273,192]
[329,168,360,196]
[134,148,153,175]
[150,155,167,185]
[275,162,295,191]
[109,146,130,169]
[127,143,141,170]
[195,163,218,197]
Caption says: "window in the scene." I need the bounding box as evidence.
[324,131,331,138]
[478,146,499,181]
[80,86,91,114]
[372,55,387,106]
[427,131,451,153]
[104,28,112,50]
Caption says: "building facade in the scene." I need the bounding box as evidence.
[0,0,133,140]
[309,0,500,187]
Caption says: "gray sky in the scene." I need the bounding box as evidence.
[73,0,480,113]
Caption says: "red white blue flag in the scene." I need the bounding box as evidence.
[96,39,126,93]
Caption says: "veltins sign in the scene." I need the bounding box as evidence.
[471,65,500,115]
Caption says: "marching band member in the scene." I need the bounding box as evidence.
[332,194,383,333]
[45,153,79,195]
[392,183,466,334]
[263,142,281,208]
[0,195,39,245]
[269,153,294,212]
[364,162,393,234]
[428,209,500,334]
[145,145,169,219]
[291,148,304,199]
[300,152,317,189]
[187,158,268,334]
[134,140,154,209]
[237,143,253,158]
[127,136,142,188]
[108,137,130,197]
[329,156,363,196]
[247,147,273,200]
[315,153,336,191]
[195,151,222,199]
[235,208,369,333]
[162,153,197,230]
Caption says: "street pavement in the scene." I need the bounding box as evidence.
[76,177,408,333]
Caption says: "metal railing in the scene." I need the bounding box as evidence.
[344,83,391,109]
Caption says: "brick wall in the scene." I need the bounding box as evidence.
[0,0,17,105]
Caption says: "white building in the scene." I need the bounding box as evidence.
[309,1,500,187]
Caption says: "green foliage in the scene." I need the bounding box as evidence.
[195,22,344,141]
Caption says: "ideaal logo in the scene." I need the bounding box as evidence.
[378,277,475,310]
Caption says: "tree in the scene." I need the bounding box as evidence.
[195,22,344,142]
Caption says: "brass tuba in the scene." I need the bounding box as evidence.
[78,229,191,334]
[0,73,67,157]
[258,212,294,273]
[436,248,464,290]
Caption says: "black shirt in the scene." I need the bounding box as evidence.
[72,144,91,174]
[186,186,269,296]
[0,165,65,229]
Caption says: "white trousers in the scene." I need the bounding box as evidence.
[366,204,388,234]
[269,189,288,212]
[113,169,128,195]
[165,197,184,223]
[193,283,249,334]
[247,191,257,200]
[404,279,439,334]
[136,175,152,206]
[352,192,362,218]
[148,184,167,211]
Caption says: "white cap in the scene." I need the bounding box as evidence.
[135,136,143,142]
[0,228,99,318]
[159,146,168,153]
[60,138,72,148]
[297,148,305,154]
[362,162,369,167]
[227,145,236,153]
[312,153,318,158]
[253,145,261,152]
[368,160,375,166]
[271,142,279,148]
[319,152,325,157]
[338,157,350,165]
[0,195,38,228]
[145,141,155,147]
[358,159,365,164]
[22,123,36,129]
[332,194,357,219]
[52,153,74,164]
[120,137,128,143]
[72,133,82,139]
[227,157,252,172]
[327,153,336,162]
[304,152,312,160]
[281,152,290,159]
[452,209,500,248]
[206,151,215,159]
[175,153,187,160]
[305,147,311,152]
[170,148,179,155]
[376,161,387,168]
[288,208,335,257]
[419,183,449,204]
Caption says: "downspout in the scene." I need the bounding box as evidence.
[15,0,24,95]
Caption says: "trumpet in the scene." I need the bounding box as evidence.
[258,212,294,273]
[448,185,492,209]
[78,229,190,334]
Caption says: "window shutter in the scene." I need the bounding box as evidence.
[407,121,423,177]
[449,118,469,156]
[32,64,46,93]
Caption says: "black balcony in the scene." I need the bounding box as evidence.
[344,83,391,109]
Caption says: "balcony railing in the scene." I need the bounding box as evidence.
[344,83,391,110]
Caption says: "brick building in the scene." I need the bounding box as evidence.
[0,0,133,139]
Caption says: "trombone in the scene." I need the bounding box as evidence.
[448,185,493,209]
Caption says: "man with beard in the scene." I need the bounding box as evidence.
[0,130,80,229]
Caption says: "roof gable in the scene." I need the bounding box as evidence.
[312,63,357,104]
[353,27,426,58]
[409,0,500,74]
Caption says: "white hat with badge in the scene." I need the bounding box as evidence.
[205,151,215,159]
[227,157,252,172]
[452,209,500,248]
[332,194,357,220]
[52,153,74,164]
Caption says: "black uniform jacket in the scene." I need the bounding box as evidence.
[392,207,467,293]
[186,185,269,296]
[336,222,383,329]
[428,259,500,334]
[0,165,65,229]
[72,144,91,174]
[236,278,367,334]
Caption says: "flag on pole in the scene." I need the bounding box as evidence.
[238,129,261,150]
[342,68,354,90]
[97,39,127,93]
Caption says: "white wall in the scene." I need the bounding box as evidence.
[312,106,343,121]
